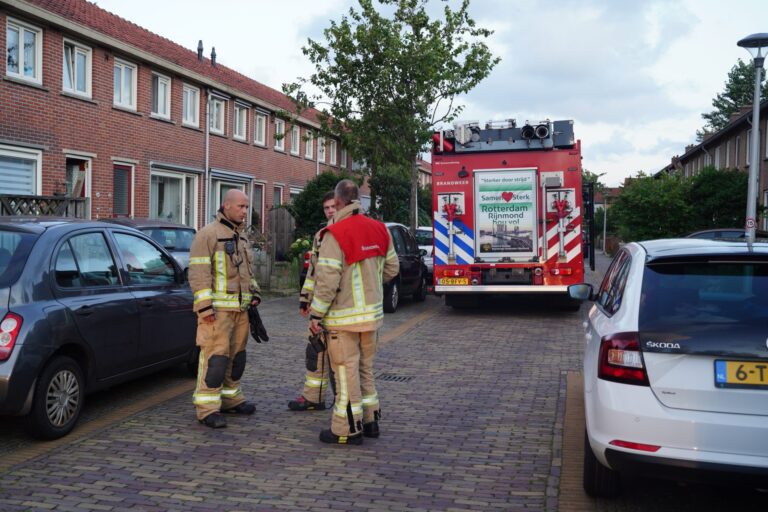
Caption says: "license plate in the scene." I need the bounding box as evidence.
[714,360,768,389]
[438,277,468,285]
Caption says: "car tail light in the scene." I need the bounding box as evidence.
[598,332,649,386]
[0,312,23,361]
[533,267,543,285]
[609,440,661,452]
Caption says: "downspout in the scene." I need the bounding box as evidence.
[204,88,211,224]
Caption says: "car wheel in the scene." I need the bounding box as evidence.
[583,431,621,498]
[413,275,427,302]
[26,356,84,440]
[384,281,399,313]
[186,346,200,377]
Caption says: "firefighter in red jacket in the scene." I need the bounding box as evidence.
[310,179,399,444]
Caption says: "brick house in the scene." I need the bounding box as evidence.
[657,100,768,230]
[0,0,356,231]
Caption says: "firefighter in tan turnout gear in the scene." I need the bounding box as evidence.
[189,189,261,428]
[289,191,336,411]
[310,180,399,444]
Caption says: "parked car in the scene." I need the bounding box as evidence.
[0,217,197,439]
[101,218,195,276]
[383,223,428,312]
[686,228,768,241]
[415,226,434,281]
[569,238,768,497]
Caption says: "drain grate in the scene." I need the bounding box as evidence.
[377,373,414,382]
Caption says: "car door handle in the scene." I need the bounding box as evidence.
[140,298,154,308]
[75,305,93,316]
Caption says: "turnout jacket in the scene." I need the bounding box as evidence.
[310,201,399,331]
[189,212,260,318]
[299,219,333,308]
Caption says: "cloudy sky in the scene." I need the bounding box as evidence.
[95,0,768,186]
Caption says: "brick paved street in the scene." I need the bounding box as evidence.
[1,254,767,511]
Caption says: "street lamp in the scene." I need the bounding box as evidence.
[737,33,768,243]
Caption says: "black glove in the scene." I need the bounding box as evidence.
[305,331,327,371]
[248,305,269,343]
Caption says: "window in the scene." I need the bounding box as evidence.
[273,185,283,206]
[726,140,731,167]
[209,97,225,135]
[55,233,119,288]
[289,187,302,203]
[340,148,347,168]
[62,40,91,96]
[329,139,337,165]
[254,113,267,146]
[390,227,406,255]
[253,183,264,231]
[150,170,197,228]
[596,250,631,316]
[360,195,371,212]
[113,233,176,285]
[304,131,314,159]
[290,125,300,155]
[684,163,690,178]
[274,119,285,151]
[0,145,41,194]
[714,146,721,169]
[234,104,248,140]
[182,84,199,127]
[735,136,741,167]
[113,165,132,217]
[747,129,752,166]
[210,180,246,216]
[318,137,326,163]
[151,73,171,118]
[113,59,137,109]
[6,18,42,83]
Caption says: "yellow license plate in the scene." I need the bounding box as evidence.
[439,278,468,285]
[715,360,768,389]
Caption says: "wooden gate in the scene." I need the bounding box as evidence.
[268,207,295,261]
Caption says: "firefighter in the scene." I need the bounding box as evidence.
[189,189,261,428]
[288,190,337,411]
[309,179,399,444]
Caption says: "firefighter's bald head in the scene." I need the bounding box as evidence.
[222,189,249,225]
[334,179,359,209]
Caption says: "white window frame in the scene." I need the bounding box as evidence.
[329,139,337,165]
[234,104,248,141]
[113,59,138,110]
[0,144,42,195]
[340,148,347,168]
[318,137,326,163]
[304,131,314,159]
[714,146,721,169]
[182,84,200,127]
[254,113,267,146]
[684,163,690,178]
[289,186,303,204]
[150,169,198,229]
[290,125,300,155]
[5,18,43,84]
[725,140,731,168]
[62,38,92,97]
[151,72,172,119]
[209,97,226,135]
[273,184,284,206]
[252,182,265,231]
[274,119,285,151]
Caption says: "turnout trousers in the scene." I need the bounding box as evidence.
[327,329,380,436]
[193,310,249,420]
[301,327,331,404]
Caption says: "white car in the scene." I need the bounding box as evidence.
[415,226,434,279]
[569,239,768,497]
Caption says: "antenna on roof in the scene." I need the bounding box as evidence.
[197,40,203,61]
[211,47,216,66]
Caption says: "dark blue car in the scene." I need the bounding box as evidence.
[0,217,197,439]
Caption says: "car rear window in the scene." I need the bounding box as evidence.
[415,229,433,246]
[0,230,37,288]
[141,228,195,251]
[639,258,768,328]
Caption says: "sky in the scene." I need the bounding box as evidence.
[94,0,768,186]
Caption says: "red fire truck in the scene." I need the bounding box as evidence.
[431,119,594,307]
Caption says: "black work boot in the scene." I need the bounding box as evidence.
[319,429,363,445]
[363,421,380,438]
[288,396,326,411]
[222,401,256,415]
[199,412,227,428]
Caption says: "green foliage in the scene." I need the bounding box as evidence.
[284,0,499,230]
[287,237,313,261]
[289,170,359,238]
[698,59,768,140]
[610,168,749,242]
[594,206,618,236]
[582,169,606,195]
[368,166,432,227]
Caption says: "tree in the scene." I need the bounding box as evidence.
[284,0,499,231]
[687,166,748,229]
[698,59,768,140]
[290,169,359,238]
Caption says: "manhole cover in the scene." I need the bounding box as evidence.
[377,373,414,382]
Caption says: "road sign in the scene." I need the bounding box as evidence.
[746,217,756,229]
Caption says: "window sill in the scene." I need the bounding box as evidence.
[149,114,175,124]
[233,137,250,145]
[182,123,203,132]
[61,90,97,104]
[3,75,48,91]
[304,156,314,161]
[254,141,267,148]
[211,131,228,139]
[274,147,286,153]
[290,152,301,158]
[112,105,142,116]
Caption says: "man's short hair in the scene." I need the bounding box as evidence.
[335,179,359,206]
[322,191,335,203]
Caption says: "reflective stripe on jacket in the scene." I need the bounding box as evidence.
[189,212,260,318]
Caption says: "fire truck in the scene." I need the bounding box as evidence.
[431,119,595,307]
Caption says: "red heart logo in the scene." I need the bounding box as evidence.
[501,191,514,202]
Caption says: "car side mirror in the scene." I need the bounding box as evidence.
[568,283,594,301]
[419,248,427,257]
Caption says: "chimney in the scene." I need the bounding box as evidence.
[197,40,203,61]
[211,47,216,66]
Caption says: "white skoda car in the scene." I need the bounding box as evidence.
[569,239,768,497]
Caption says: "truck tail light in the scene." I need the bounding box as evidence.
[598,332,649,386]
[442,269,465,277]
[551,266,573,276]
[533,267,543,285]
[0,312,23,361]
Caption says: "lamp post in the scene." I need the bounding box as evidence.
[737,33,768,243]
